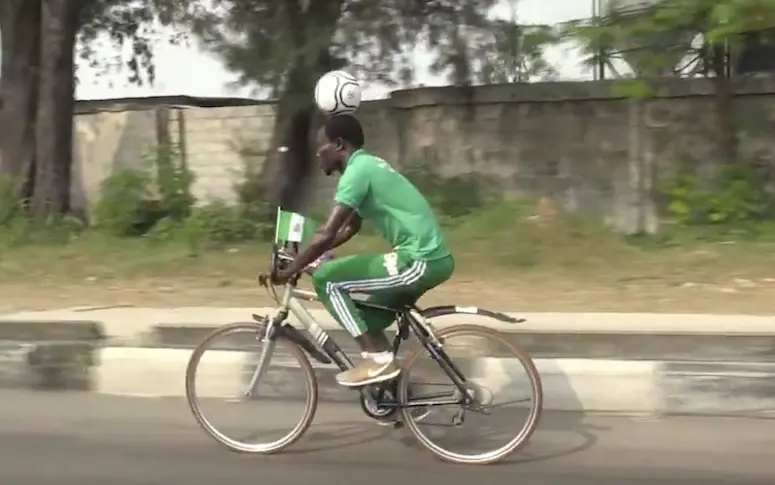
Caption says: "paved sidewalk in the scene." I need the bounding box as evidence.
[3,306,775,338]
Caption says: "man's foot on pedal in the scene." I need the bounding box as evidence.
[336,352,401,387]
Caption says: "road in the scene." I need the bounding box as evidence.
[0,390,772,484]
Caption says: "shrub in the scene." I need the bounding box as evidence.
[92,169,156,237]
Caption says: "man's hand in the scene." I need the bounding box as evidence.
[270,269,294,286]
[258,269,294,286]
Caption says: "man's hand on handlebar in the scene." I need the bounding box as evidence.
[271,268,295,286]
[258,250,333,287]
[258,269,293,287]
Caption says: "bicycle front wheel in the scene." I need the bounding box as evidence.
[185,322,318,453]
[398,323,543,465]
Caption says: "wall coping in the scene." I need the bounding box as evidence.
[385,76,775,108]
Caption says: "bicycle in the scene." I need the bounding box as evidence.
[185,240,544,465]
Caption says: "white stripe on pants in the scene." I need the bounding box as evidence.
[326,260,427,337]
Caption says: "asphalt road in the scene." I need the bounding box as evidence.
[0,390,773,484]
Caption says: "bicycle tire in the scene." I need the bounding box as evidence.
[185,322,319,453]
[397,323,543,465]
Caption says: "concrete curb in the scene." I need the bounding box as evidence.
[0,319,104,341]
[0,340,99,390]
[2,309,775,416]
[143,325,775,362]
[84,347,775,418]
[6,307,775,360]
[0,320,104,391]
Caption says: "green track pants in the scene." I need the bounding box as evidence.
[311,252,455,337]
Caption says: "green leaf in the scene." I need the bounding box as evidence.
[559,0,775,97]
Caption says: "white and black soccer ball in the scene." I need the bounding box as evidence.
[314,70,362,115]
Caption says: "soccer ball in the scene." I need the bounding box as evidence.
[314,70,361,115]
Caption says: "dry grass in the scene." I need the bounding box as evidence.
[3,203,775,314]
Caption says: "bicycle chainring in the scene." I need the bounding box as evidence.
[359,386,398,419]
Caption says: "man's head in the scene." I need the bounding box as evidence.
[316,114,365,175]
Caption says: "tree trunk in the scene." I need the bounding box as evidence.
[265,58,336,212]
[30,0,79,219]
[260,0,346,212]
[263,65,317,213]
[0,0,41,201]
[709,44,738,165]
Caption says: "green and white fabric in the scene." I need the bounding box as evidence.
[274,208,317,243]
[310,252,455,337]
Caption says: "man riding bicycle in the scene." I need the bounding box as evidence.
[271,114,455,388]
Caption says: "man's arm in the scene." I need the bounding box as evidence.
[329,212,362,250]
[280,203,355,277]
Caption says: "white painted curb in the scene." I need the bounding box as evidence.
[93,347,775,418]
[470,358,659,413]
[94,347,658,414]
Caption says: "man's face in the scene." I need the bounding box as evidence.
[315,128,341,175]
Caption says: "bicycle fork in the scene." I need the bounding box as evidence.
[244,315,277,398]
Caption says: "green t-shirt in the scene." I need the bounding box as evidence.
[334,149,451,261]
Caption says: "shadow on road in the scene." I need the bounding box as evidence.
[507,411,602,465]
[381,409,601,465]
[232,409,601,464]
[253,421,394,454]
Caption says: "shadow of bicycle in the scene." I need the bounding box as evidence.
[279,421,393,454]
[389,409,605,465]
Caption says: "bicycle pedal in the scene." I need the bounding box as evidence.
[374,417,404,428]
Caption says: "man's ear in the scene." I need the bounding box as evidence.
[335,137,345,151]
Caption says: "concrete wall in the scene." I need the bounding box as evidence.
[73,109,158,210]
[71,77,775,233]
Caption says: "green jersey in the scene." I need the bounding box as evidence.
[334,149,451,261]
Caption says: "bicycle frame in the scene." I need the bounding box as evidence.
[244,282,472,409]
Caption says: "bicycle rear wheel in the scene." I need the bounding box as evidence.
[185,322,318,453]
[397,323,543,465]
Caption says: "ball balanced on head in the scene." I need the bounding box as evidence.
[314,70,362,115]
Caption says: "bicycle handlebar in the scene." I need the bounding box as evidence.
[258,243,298,287]
[258,242,332,288]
